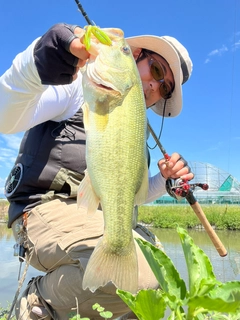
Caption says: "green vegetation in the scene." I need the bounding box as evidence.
[1,299,113,320]
[1,203,240,230]
[0,303,113,320]
[68,303,113,319]
[138,205,240,230]
[0,200,8,208]
[118,227,240,319]
[0,306,10,320]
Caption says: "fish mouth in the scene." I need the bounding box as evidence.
[89,78,120,94]
[95,83,114,91]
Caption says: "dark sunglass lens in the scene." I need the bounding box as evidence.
[150,61,164,81]
[160,83,171,99]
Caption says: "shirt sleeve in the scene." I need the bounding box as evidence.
[0,38,84,134]
[145,172,166,203]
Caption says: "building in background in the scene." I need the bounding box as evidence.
[154,161,240,205]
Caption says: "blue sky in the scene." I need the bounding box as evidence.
[0,0,240,196]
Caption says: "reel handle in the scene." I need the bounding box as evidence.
[186,191,227,257]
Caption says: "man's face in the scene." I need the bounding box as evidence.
[136,52,175,108]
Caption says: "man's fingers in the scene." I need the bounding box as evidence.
[70,37,90,61]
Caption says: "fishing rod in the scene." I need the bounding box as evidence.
[147,122,170,164]
[148,122,227,257]
[73,0,227,257]
[74,0,93,25]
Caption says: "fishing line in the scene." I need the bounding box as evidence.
[147,99,166,150]
[134,49,168,151]
[227,0,237,174]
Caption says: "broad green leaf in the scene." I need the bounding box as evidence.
[118,228,240,320]
[135,237,187,300]
[177,227,216,296]
[117,289,166,320]
[209,281,240,301]
[188,295,240,315]
[197,278,221,296]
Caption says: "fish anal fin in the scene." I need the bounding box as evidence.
[77,169,100,215]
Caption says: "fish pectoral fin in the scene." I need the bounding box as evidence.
[134,161,149,206]
[81,103,90,133]
[77,170,100,215]
[82,237,138,294]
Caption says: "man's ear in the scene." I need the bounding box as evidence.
[131,47,142,60]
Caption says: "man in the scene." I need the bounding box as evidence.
[0,23,193,319]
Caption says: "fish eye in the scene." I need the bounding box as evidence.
[121,46,131,55]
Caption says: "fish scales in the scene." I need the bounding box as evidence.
[77,27,149,294]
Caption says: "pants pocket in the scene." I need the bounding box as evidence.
[26,199,104,271]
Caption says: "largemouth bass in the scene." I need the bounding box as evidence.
[77,27,148,294]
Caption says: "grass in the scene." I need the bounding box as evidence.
[0,199,8,207]
[0,304,15,320]
[0,200,8,223]
[138,204,240,230]
[1,201,240,230]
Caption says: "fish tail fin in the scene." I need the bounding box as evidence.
[77,169,100,215]
[82,238,138,294]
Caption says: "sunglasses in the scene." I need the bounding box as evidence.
[138,50,174,100]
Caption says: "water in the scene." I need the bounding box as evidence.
[151,227,240,284]
[1,224,240,310]
[0,224,44,308]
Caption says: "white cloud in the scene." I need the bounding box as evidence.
[0,177,6,195]
[0,134,22,150]
[230,31,240,48]
[0,134,22,167]
[232,39,240,51]
[208,45,228,57]
[205,30,240,63]
[205,45,228,63]
[0,147,19,169]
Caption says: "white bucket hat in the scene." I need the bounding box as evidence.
[126,35,193,117]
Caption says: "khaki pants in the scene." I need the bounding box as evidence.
[12,199,159,320]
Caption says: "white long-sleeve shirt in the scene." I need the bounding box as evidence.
[0,39,166,203]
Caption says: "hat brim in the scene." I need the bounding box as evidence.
[126,35,182,117]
